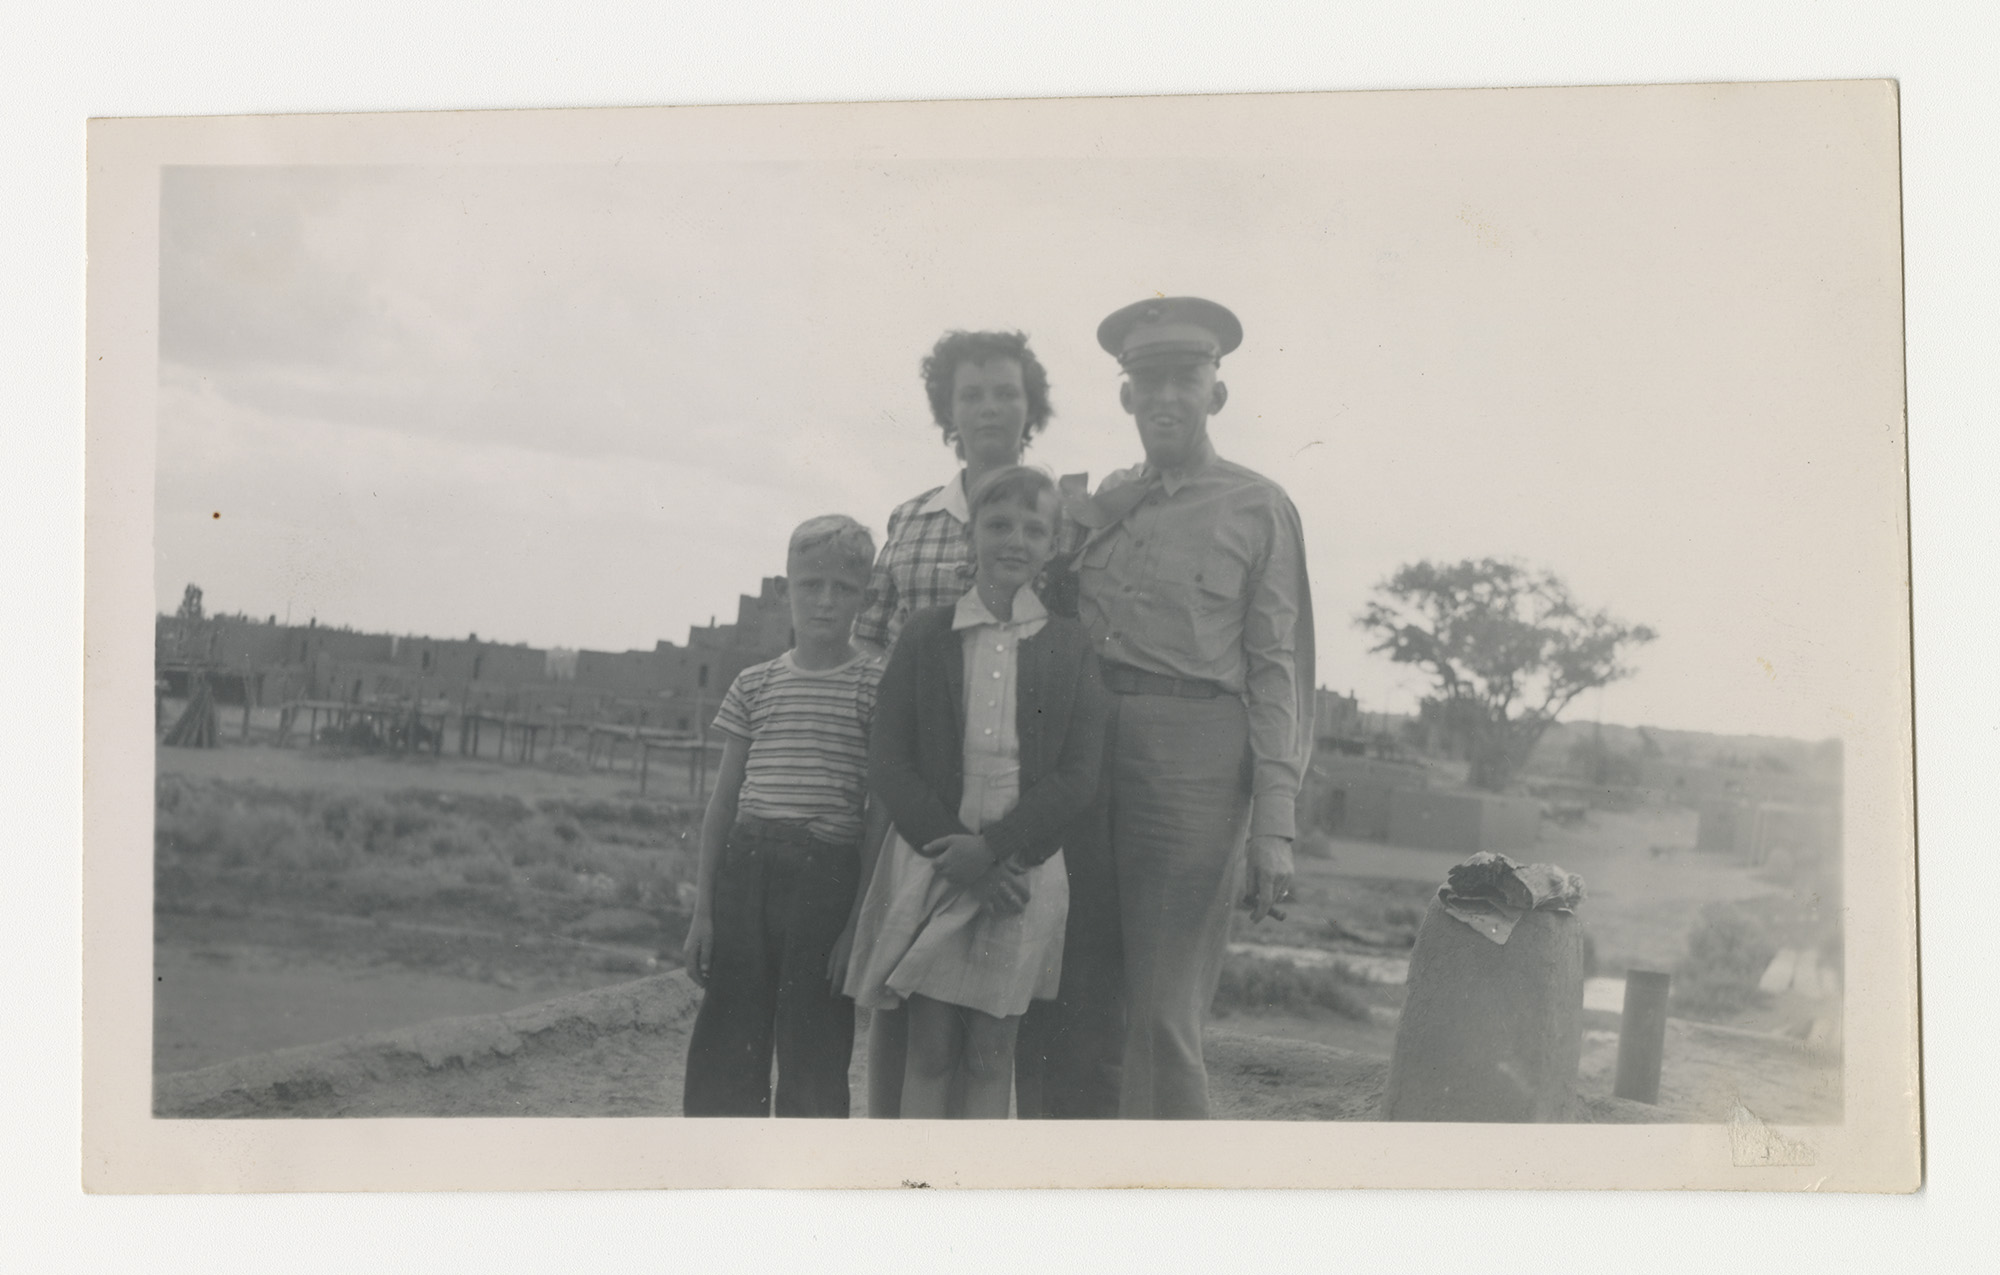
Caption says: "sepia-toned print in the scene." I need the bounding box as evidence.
[84,81,1918,1190]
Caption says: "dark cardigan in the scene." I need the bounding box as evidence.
[868,604,1110,867]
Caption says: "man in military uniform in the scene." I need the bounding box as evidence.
[1070,297,1316,1119]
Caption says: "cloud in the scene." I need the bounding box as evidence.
[152,144,1898,740]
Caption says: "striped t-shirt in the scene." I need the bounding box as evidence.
[711,649,884,844]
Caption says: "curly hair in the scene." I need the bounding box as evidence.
[919,330,1054,447]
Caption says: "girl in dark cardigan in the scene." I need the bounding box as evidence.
[844,466,1110,1118]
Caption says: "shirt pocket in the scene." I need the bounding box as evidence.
[1192,545,1251,612]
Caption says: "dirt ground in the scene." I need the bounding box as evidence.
[153,741,1841,1123]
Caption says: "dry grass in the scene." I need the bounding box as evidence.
[1211,953,1371,1022]
[154,775,698,937]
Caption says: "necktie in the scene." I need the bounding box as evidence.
[1066,470,1159,532]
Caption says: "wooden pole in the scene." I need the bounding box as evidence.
[639,740,650,796]
[1613,970,1672,1104]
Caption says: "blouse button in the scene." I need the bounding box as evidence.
[991,671,1001,679]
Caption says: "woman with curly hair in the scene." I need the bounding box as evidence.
[846,329,1118,1120]
[851,329,1060,657]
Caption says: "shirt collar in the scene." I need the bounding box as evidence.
[1141,435,1218,496]
[918,471,972,522]
[952,583,1048,631]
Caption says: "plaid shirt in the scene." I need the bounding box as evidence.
[855,473,1087,652]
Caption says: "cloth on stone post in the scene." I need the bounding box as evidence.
[1436,851,1586,946]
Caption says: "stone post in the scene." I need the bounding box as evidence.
[1381,896,1586,1122]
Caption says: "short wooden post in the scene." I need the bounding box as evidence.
[638,740,650,795]
[1613,970,1672,1104]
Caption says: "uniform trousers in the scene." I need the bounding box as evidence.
[682,817,860,1118]
[1108,693,1250,1120]
[1014,779,1125,1119]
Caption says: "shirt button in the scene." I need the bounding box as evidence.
[992,671,1001,679]
[984,728,994,735]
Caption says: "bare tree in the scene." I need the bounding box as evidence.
[1357,558,1657,791]
[176,582,204,625]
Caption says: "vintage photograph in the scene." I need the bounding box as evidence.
[85,82,1918,1189]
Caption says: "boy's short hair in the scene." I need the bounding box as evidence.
[787,514,876,576]
[966,465,1058,521]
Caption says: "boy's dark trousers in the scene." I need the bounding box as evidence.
[682,816,861,1118]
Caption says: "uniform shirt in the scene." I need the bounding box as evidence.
[1076,437,1315,840]
[954,583,1049,768]
[855,470,1089,653]
[710,649,884,844]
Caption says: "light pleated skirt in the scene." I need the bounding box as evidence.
[845,758,1067,1020]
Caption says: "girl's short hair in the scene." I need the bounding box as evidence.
[920,330,1055,445]
[787,514,877,575]
[966,465,1058,521]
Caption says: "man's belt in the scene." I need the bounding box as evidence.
[1101,664,1228,700]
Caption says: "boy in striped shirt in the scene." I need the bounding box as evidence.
[681,515,890,1117]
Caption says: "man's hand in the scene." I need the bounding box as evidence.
[682,912,715,987]
[1245,835,1295,924]
[923,833,996,886]
[969,864,1031,917]
[826,918,857,989]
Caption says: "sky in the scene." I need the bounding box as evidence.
[154,88,1905,742]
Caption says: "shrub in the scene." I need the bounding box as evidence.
[1672,904,1777,1020]
[1211,954,1369,1021]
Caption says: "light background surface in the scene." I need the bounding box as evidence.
[152,95,1894,741]
[83,85,1915,1194]
[10,0,1995,1269]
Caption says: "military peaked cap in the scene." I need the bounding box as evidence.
[1096,296,1243,367]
